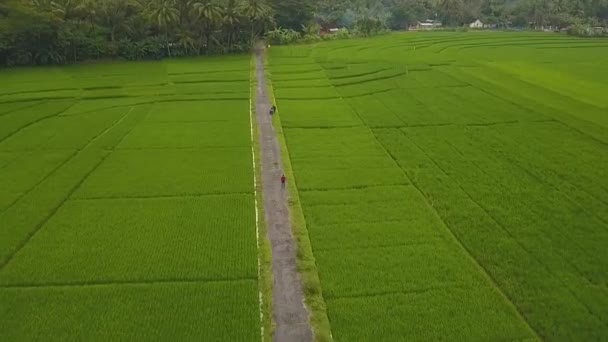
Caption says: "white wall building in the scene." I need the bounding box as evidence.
[469,19,484,29]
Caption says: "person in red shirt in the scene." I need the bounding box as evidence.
[280,174,286,189]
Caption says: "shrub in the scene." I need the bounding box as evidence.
[355,18,385,36]
[567,24,607,37]
[336,28,352,39]
[265,28,301,45]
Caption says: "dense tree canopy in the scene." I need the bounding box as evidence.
[0,0,275,65]
[0,0,606,66]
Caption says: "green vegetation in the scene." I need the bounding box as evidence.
[0,56,270,340]
[2,30,608,341]
[2,0,607,66]
[3,281,259,340]
[268,32,608,340]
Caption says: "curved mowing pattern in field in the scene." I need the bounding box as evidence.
[0,56,261,340]
[269,32,608,340]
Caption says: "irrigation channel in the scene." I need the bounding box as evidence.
[254,45,313,342]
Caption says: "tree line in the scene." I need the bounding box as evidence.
[0,0,274,65]
[313,0,607,31]
[1,0,607,66]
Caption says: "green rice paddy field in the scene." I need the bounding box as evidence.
[0,56,263,340]
[0,32,607,341]
[268,32,608,341]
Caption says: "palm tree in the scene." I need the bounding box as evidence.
[148,0,179,56]
[529,0,552,28]
[223,0,244,51]
[175,29,197,54]
[239,0,273,45]
[32,0,53,11]
[79,0,99,30]
[99,0,139,42]
[174,0,196,25]
[50,0,83,20]
[194,0,223,53]
[438,0,464,26]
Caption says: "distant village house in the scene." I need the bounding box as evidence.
[410,19,442,31]
[469,19,484,29]
[320,27,340,36]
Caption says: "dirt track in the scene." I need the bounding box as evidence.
[254,45,313,342]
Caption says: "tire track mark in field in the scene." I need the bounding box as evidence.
[390,136,542,340]
[70,191,253,202]
[64,97,248,118]
[340,87,394,99]
[0,147,74,153]
[0,154,109,269]
[313,239,439,253]
[0,87,79,97]
[0,105,136,216]
[444,132,608,291]
[326,284,470,301]
[408,134,607,333]
[446,67,608,146]
[331,72,542,339]
[113,146,250,152]
[0,276,257,289]
[466,128,608,226]
[297,181,408,192]
[0,100,76,144]
[0,107,138,270]
[280,124,361,130]
[552,119,608,146]
[333,71,406,87]
[0,149,79,216]
[0,101,43,117]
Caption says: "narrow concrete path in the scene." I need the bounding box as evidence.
[254,45,313,342]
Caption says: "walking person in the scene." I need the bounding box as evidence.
[269,105,276,116]
[280,174,286,189]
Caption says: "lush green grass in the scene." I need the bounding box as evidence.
[3,33,607,341]
[0,195,257,285]
[0,56,267,340]
[2,280,259,341]
[72,148,253,198]
[269,32,608,341]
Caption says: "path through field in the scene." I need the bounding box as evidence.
[254,45,313,341]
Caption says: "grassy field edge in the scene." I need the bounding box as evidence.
[264,51,333,342]
[250,54,274,342]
